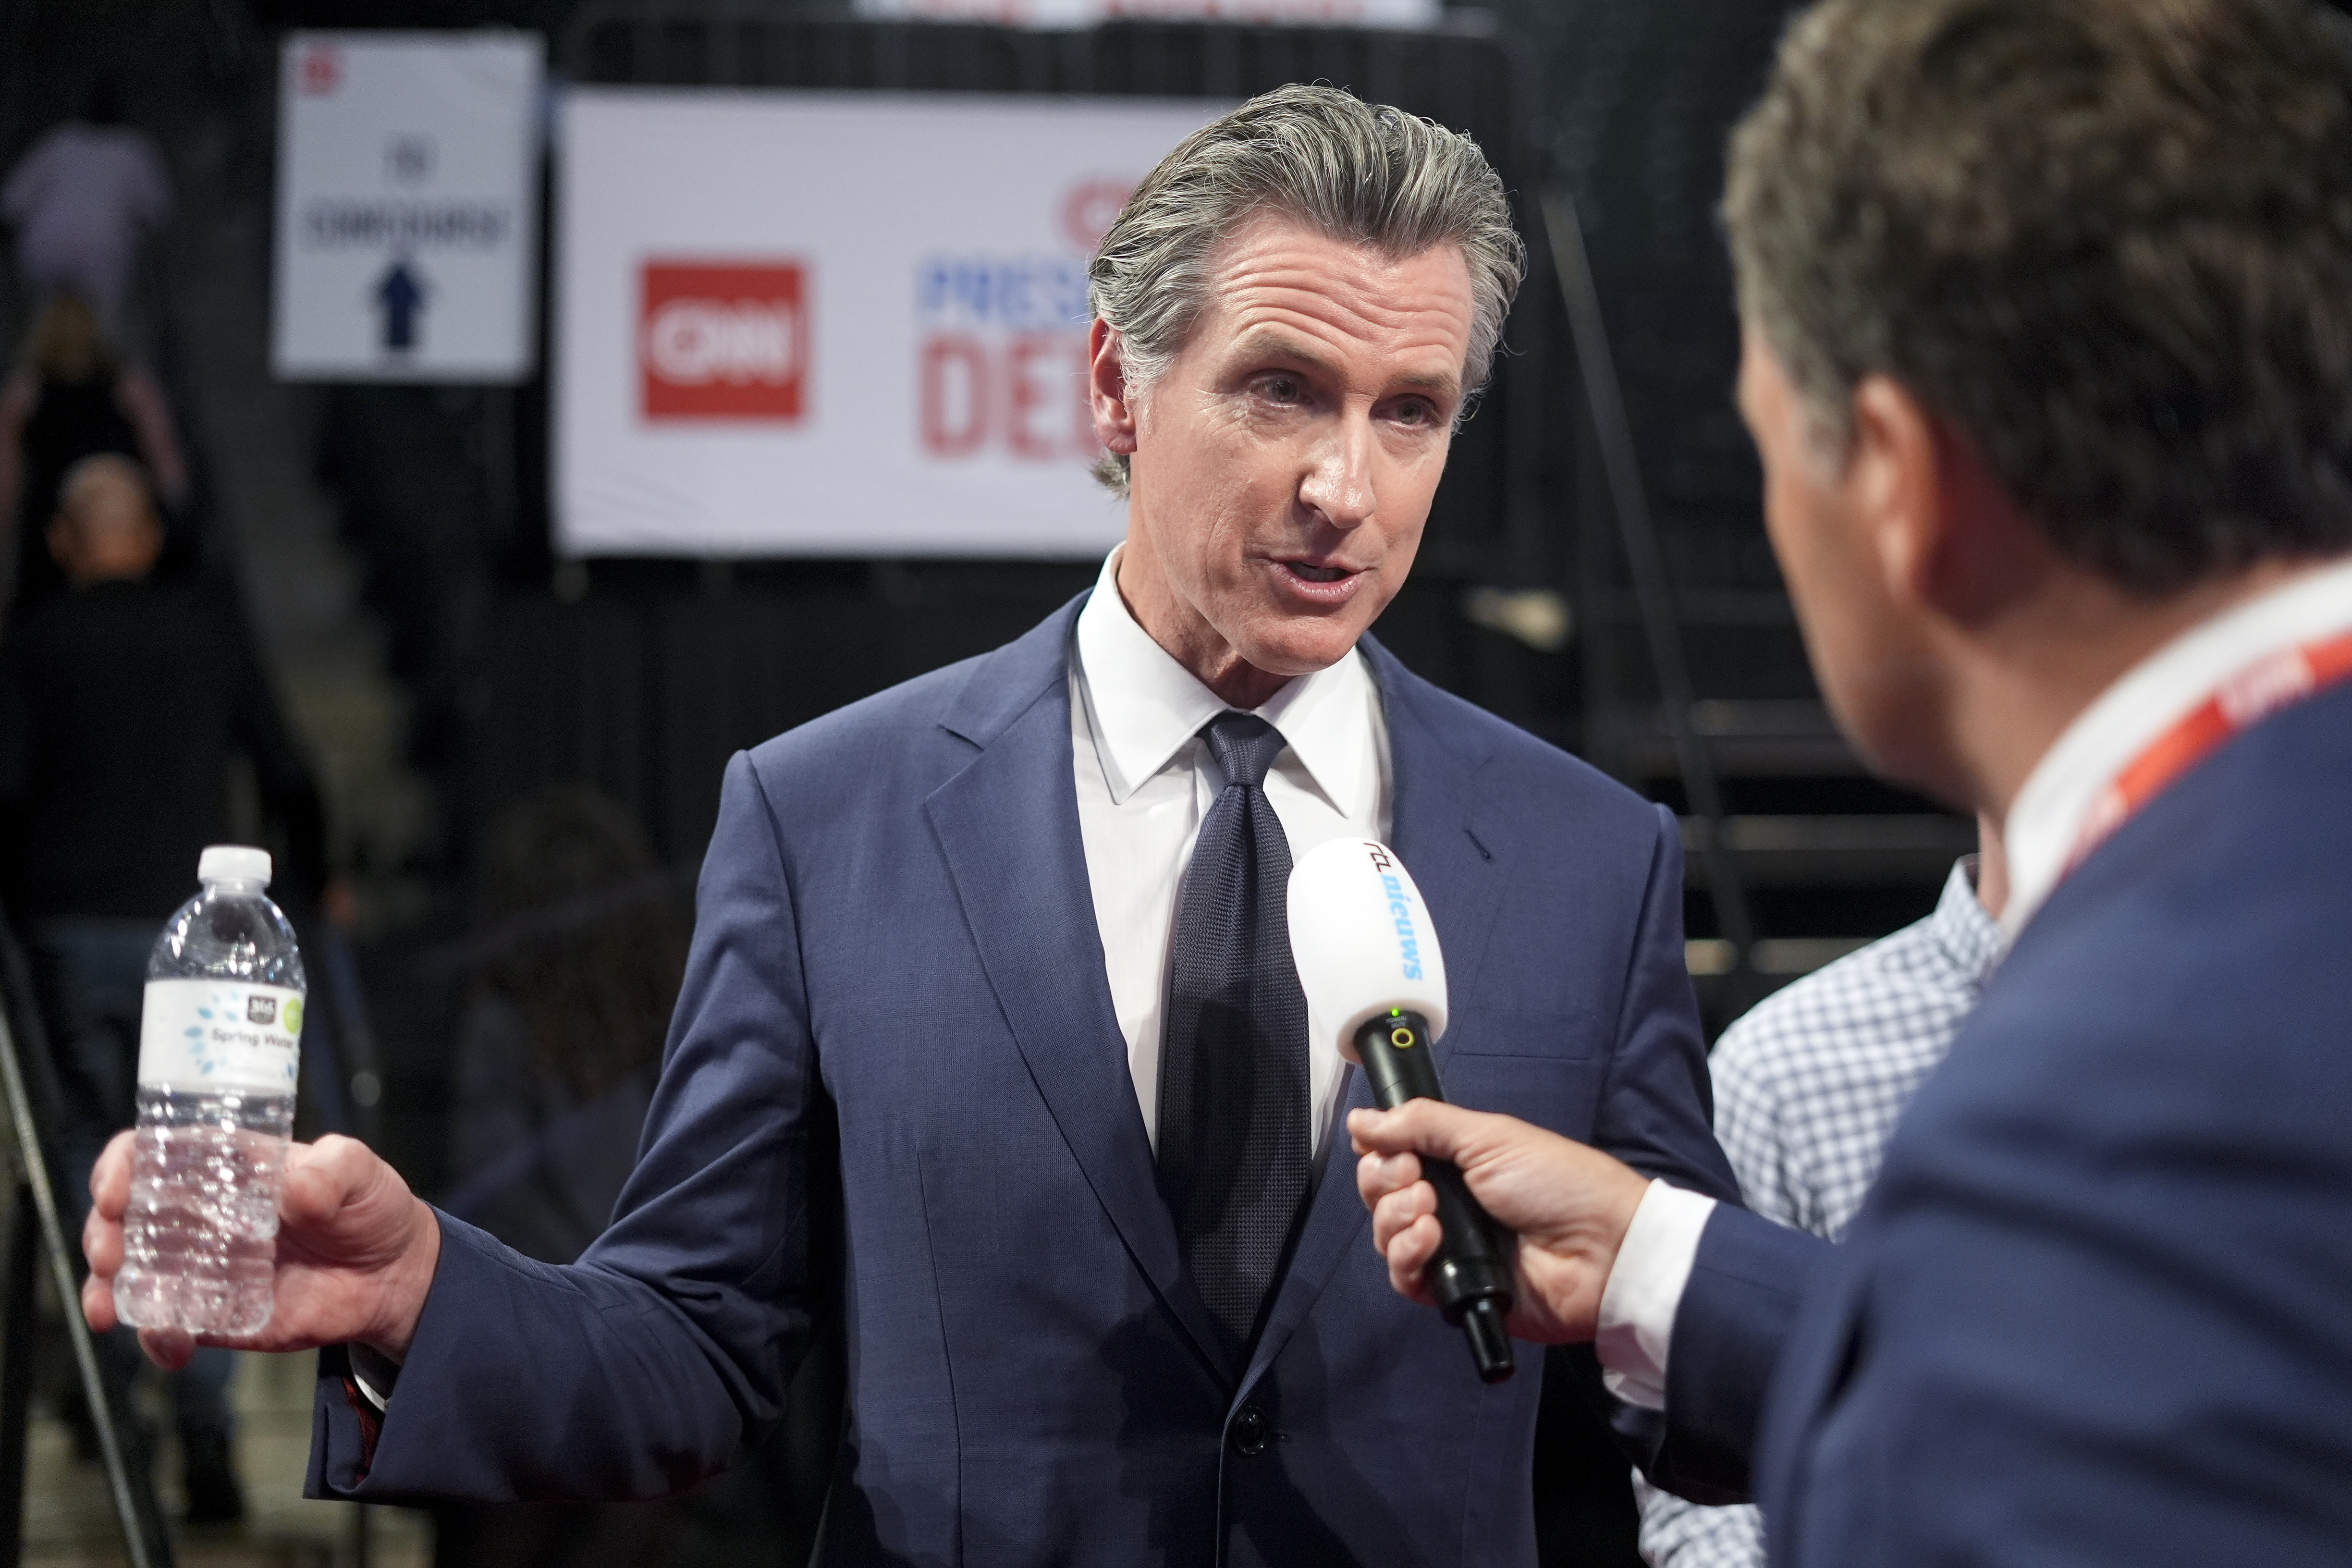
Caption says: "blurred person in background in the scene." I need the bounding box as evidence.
[0,293,188,616]
[0,452,327,1523]
[2,74,173,343]
[1634,820,2006,1568]
[443,786,682,1267]
[432,785,688,1568]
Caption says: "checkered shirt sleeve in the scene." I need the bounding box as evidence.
[1634,858,2003,1568]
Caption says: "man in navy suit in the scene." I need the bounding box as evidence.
[82,86,1737,1564]
[1355,1,2352,1561]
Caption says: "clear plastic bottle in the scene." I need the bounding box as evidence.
[115,845,305,1336]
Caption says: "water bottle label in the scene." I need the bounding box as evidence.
[138,980,304,1094]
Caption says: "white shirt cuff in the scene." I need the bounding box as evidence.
[347,1342,400,1412]
[351,1367,390,1412]
[1593,1179,1718,1410]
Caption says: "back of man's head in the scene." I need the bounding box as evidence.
[1724,0,2352,595]
[50,453,163,588]
[1087,83,1524,496]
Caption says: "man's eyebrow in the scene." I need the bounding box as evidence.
[1227,328,1464,402]
[1229,328,1340,380]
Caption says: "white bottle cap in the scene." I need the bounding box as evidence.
[197,845,273,886]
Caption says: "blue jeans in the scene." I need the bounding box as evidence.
[28,919,237,1441]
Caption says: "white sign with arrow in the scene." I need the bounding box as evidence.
[271,32,542,382]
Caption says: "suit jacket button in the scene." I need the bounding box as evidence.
[1230,1406,1268,1457]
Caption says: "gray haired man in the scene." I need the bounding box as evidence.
[86,86,1739,1565]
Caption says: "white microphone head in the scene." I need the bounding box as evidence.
[1286,838,1448,1065]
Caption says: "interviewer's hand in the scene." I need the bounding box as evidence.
[82,1130,442,1372]
[1350,1101,1650,1345]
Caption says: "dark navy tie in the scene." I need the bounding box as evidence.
[1157,711,1311,1349]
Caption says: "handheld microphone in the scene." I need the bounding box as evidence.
[1287,838,1516,1384]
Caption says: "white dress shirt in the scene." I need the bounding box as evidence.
[1999,552,2352,937]
[1071,547,1392,1158]
[1592,553,2352,1412]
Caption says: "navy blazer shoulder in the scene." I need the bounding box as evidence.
[1671,681,2352,1562]
[742,592,1674,873]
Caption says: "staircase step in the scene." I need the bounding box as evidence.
[1678,813,1973,886]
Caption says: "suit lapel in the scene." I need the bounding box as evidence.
[924,599,1233,1378]
[1240,640,1509,1394]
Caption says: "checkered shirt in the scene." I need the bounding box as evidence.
[1635,858,2005,1568]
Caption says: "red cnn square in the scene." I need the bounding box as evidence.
[640,262,809,422]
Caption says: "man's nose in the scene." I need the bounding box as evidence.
[1299,413,1375,531]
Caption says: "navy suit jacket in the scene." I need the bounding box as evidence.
[1660,682,2352,1562]
[308,596,1738,1566]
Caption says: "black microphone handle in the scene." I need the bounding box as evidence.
[1354,1011,1516,1384]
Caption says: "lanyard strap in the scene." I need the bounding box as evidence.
[2066,626,2352,872]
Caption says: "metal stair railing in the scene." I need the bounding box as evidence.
[0,920,174,1568]
[1541,189,1762,1008]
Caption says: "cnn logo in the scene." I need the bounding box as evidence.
[640,262,809,422]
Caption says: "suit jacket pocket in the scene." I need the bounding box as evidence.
[1436,1048,1605,1140]
[1442,1005,1603,1061]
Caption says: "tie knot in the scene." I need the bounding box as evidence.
[1201,711,1285,791]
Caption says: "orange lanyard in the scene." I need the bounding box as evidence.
[2065,625,2352,873]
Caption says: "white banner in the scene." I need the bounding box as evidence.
[555,90,1223,558]
[273,32,542,382]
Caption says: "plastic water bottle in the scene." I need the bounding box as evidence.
[115,845,305,1336]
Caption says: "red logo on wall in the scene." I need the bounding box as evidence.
[640,262,809,422]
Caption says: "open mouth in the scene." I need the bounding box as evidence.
[1281,561,1354,584]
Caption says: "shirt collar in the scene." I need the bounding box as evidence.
[1073,546,1373,808]
[1929,854,2005,989]
[2002,553,2352,937]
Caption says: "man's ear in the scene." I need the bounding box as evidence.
[1853,375,2044,628]
[1087,318,1139,457]
[1848,374,1945,615]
